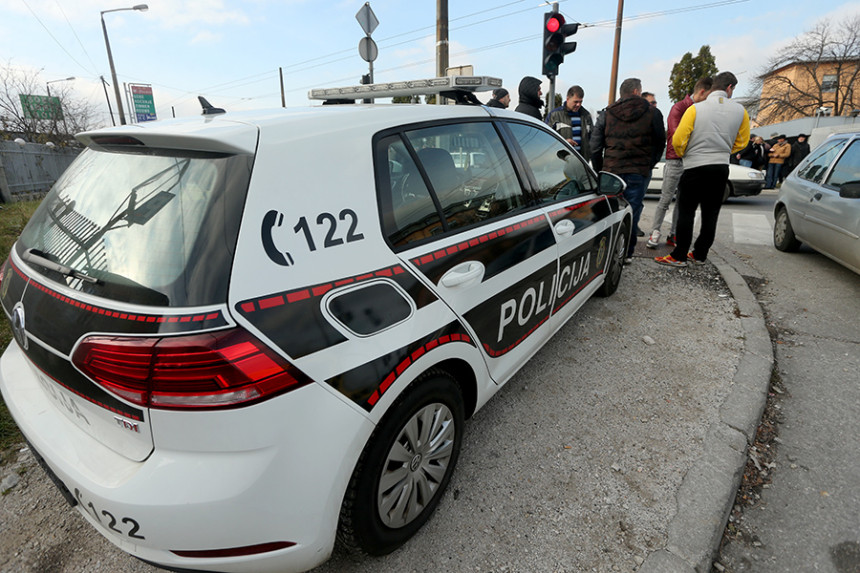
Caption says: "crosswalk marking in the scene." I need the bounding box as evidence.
[733,213,772,245]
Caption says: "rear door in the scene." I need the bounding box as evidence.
[377,120,559,384]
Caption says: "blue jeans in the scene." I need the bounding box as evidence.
[739,159,752,167]
[652,159,682,236]
[619,173,646,256]
[765,163,781,188]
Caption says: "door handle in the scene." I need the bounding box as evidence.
[812,192,823,201]
[440,261,485,288]
[554,219,576,237]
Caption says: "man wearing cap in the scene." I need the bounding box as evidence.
[546,85,595,162]
[487,88,511,109]
[766,134,791,189]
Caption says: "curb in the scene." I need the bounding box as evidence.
[638,241,774,573]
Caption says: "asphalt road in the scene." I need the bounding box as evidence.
[707,191,860,573]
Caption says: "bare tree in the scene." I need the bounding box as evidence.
[0,61,97,146]
[751,16,860,124]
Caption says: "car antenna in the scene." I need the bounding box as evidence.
[198,96,226,115]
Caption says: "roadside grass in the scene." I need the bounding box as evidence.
[0,200,42,453]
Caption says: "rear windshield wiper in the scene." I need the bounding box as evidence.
[22,248,101,284]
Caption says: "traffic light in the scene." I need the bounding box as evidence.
[542,11,579,77]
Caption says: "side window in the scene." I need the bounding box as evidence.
[403,122,525,233]
[825,140,860,188]
[797,139,847,184]
[378,135,444,247]
[507,122,597,203]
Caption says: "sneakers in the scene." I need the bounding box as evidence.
[646,229,661,248]
[688,252,706,265]
[654,254,687,267]
[624,257,634,265]
[666,234,676,247]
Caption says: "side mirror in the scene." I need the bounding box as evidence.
[838,181,860,199]
[597,171,626,196]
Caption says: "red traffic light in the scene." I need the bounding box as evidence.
[546,14,563,33]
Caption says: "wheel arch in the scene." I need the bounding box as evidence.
[431,357,478,419]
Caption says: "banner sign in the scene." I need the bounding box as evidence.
[130,84,157,122]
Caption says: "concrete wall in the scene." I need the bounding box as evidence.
[0,140,80,203]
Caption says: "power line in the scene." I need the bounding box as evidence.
[54,0,100,75]
[579,0,752,28]
[20,0,93,76]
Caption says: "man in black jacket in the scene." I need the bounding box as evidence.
[590,78,665,261]
[786,134,811,175]
[515,76,544,120]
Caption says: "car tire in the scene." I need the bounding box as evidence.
[773,206,801,252]
[596,221,629,298]
[722,182,732,203]
[338,369,464,556]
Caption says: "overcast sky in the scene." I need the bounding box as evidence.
[1,0,858,128]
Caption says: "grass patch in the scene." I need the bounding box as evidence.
[0,200,42,453]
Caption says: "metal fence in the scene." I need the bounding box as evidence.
[0,140,81,203]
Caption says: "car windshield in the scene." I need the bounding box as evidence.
[16,146,253,307]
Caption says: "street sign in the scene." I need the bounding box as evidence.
[130,84,157,122]
[359,37,378,63]
[355,3,378,36]
[19,94,63,120]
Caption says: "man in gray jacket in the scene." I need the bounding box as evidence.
[655,71,750,267]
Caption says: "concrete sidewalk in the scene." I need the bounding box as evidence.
[632,233,773,573]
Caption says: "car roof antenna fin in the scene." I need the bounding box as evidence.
[198,96,226,115]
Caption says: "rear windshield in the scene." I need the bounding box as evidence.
[15,146,253,307]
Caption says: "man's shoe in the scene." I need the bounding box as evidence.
[666,234,676,247]
[646,230,661,248]
[624,256,634,265]
[654,254,687,267]
[687,252,705,265]
[635,228,645,237]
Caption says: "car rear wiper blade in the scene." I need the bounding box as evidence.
[22,248,101,284]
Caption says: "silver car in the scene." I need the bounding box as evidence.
[773,131,860,274]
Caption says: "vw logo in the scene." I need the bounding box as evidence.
[11,303,28,351]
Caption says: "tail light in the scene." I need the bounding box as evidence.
[72,328,312,410]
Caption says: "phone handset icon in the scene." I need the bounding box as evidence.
[261,210,295,266]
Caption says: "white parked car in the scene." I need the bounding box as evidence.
[647,159,765,201]
[773,131,860,274]
[0,82,632,573]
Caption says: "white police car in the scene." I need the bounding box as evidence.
[0,77,631,573]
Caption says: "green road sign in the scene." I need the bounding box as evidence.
[19,94,64,120]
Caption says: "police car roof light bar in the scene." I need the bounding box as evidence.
[308,76,503,102]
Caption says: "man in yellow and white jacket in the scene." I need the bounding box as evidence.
[655,71,750,267]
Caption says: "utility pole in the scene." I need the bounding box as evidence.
[100,75,116,126]
[436,0,449,104]
[608,0,624,105]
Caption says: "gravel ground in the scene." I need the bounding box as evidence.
[0,258,743,573]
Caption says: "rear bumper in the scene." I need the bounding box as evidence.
[0,341,374,573]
